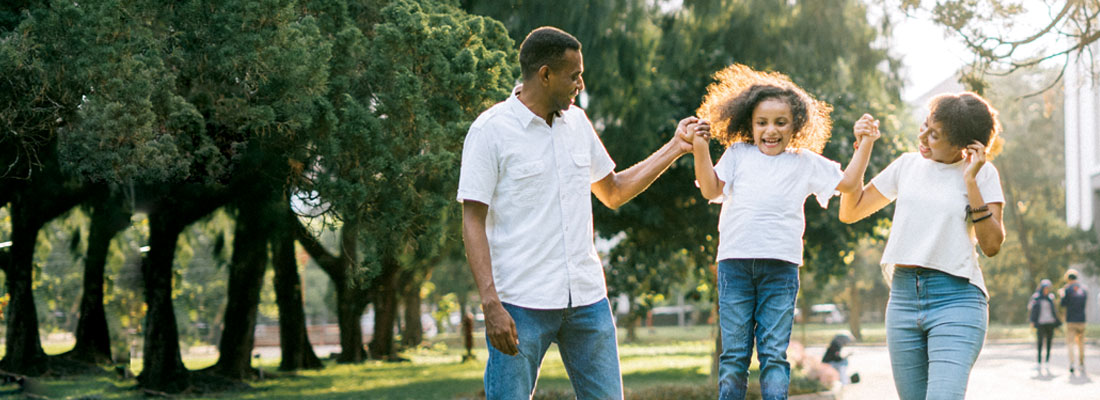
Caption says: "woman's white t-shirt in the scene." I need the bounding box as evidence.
[870,152,1005,297]
[713,143,844,265]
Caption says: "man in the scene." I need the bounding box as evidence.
[457,26,697,399]
[1059,268,1088,374]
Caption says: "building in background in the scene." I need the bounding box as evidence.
[1065,53,1100,232]
[1063,52,1100,323]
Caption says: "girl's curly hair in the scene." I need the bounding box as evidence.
[927,92,1004,158]
[696,64,833,153]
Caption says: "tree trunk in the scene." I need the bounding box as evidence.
[137,210,191,392]
[335,283,369,363]
[294,217,370,363]
[999,169,1039,279]
[1,202,48,374]
[400,271,423,348]
[207,201,271,380]
[846,268,863,341]
[272,207,322,371]
[1,180,83,374]
[67,194,131,364]
[368,255,401,360]
[625,295,639,343]
[138,187,227,393]
[711,296,721,382]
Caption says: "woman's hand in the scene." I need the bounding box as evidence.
[963,140,987,181]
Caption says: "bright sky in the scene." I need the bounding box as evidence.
[888,1,1067,102]
[890,12,969,102]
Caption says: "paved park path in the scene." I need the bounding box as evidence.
[832,341,1100,400]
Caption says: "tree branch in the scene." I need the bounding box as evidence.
[291,214,343,279]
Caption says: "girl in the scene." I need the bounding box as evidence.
[1028,279,1060,369]
[838,92,1006,399]
[688,64,878,400]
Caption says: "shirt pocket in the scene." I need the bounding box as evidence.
[571,151,591,168]
[508,160,545,205]
[568,151,592,196]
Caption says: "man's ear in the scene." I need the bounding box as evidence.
[537,64,551,85]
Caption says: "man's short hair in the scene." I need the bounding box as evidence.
[519,27,581,81]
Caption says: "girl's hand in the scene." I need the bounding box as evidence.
[691,120,711,144]
[852,114,880,150]
[963,140,986,181]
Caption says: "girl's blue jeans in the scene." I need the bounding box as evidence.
[717,258,799,400]
[887,267,987,400]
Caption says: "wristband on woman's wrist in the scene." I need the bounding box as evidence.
[965,204,989,215]
[971,212,993,223]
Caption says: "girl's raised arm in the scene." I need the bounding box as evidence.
[691,121,724,200]
[838,115,890,223]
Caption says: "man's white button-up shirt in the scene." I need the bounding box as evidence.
[457,87,616,309]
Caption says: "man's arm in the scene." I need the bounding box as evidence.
[461,201,518,355]
[591,117,696,209]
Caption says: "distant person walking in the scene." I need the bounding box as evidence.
[1028,279,1060,368]
[1059,268,1088,374]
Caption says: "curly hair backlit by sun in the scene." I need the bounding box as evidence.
[927,92,1004,159]
[696,64,833,153]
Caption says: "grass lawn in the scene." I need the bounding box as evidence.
[11,323,1099,399]
[15,342,717,399]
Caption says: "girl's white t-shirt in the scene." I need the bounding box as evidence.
[713,142,844,265]
[870,152,1005,297]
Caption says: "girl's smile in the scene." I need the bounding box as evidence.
[752,98,795,156]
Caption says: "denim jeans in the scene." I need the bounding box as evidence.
[484,297,622,400]
[887,267,987,400]
[1036,324,1056,363]
[717,258,799,400]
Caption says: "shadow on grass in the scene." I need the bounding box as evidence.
[247,361,487,400]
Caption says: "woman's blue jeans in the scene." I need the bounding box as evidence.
[887,267,987,400]
[483,297,622,399]
[717,258,799,400]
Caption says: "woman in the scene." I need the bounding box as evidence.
[1028,279,1061,368]
[838,92,1006,400]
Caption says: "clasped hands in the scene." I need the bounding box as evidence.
[853,114,881,150]
[672,114,882,150]
[674,117,710,150]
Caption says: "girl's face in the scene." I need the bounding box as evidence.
[1043,286,1051,295]
[752,98,794,156]
[917,118,964,163]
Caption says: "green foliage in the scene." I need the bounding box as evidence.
[8,0,332,185]
[461,0,911,317]
[32,209,87,333]
[172,211,234,344]
[306,0,516,277]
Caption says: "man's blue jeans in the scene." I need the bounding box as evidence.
[484,297,622,399]
[887,267,987,400]
[717,258,799,400]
